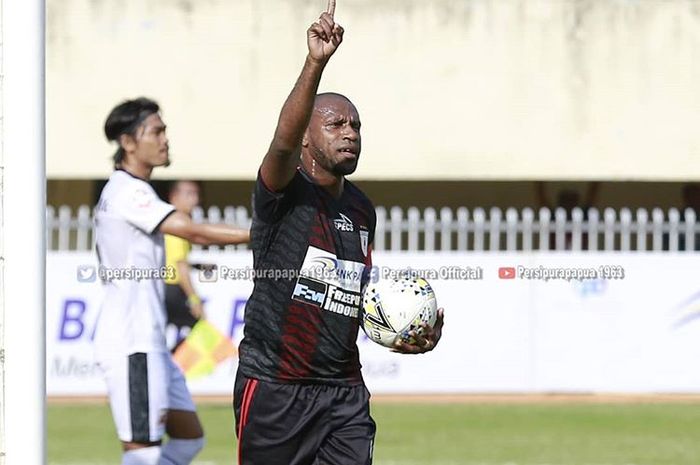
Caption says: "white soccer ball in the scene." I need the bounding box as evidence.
[361,276,438,348]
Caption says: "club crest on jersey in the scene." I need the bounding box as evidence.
[133,188,153,208]
[360,230,369,257]
[333,213,354,232]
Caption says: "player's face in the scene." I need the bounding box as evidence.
[307,97,361,176]
[132,114,170,168]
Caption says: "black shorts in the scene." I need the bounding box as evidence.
[233,370,376,465]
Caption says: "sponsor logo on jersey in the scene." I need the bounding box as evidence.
[292,277,328,306]
[292,277,360,318]
[308,257,362,283]
[322,284,361,318]
[293,246,366,318]
[300,246,365,292]
[333,213,354,232]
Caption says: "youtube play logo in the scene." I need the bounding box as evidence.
[498,267,516,279]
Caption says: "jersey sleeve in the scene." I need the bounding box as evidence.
[253,169,302,223]
[115,181,176,234]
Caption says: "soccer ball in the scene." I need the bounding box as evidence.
[361,276,438,348]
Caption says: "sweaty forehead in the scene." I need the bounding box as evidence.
[313,95,359,120]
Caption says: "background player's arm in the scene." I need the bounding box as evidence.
[160,211,250,246]
[260,6,344,191]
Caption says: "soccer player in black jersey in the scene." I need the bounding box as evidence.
[234,3,444,464]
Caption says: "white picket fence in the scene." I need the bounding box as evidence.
[46,205,700,252]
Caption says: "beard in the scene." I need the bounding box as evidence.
[312,147,359,176]
[332,158,358,176]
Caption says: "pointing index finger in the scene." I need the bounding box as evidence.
[327,0,336,18]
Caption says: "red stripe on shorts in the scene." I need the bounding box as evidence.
[237,379,259,465]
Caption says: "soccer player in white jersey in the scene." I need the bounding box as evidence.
[94,97,249,465]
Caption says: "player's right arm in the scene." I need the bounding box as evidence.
[259,2,344,192]
[159,211,250,246]
[116,181,250,246]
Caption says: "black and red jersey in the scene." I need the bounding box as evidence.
[238,168,376,385]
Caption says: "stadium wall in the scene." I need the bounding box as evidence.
[48,0,700,181]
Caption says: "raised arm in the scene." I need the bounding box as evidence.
[159,211,250,246]
[260,2,344,191]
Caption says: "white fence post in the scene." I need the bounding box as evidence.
[424,208,437,252]
[375,207,387,252]
[505,208,518,252]
[407,207,420,252]
[440,207,453,251]
[619,208,632,252]
[57,205,72,251]
[76,205,91,251]
[456,207,469,251]
[538,207,551,251]
[473,208,486,252]
[652,208,664,252]
[571,207,583,251]
[636,208,648,252]
[489,207,502,252]
[668,208,680,252]
[390,207,403,251]
[554,208,567,251]
[684,208,696,252]
[521,207,534,252]
[587,208,599,251]
[604,208,616,251]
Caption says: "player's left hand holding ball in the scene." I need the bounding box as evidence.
[391,308,444,354]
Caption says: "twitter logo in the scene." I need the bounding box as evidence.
[77,265,96,283]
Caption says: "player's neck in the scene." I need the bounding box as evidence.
[118,160,154,181]
[313,171,344,198]
[301,155,344,198]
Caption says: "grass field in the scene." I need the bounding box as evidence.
[48,400,700,465]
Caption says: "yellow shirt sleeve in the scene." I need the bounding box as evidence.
[164,234,191,285]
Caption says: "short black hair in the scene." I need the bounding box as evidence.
[104,97,160,169]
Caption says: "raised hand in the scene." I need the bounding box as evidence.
[307,1,344,64]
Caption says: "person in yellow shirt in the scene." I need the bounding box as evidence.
[165,180,204,351]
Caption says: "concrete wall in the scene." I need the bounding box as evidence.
[48,0,700,180]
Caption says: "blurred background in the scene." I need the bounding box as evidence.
[46,1,700,464]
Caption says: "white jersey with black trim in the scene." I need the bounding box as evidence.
[93,169,176,357]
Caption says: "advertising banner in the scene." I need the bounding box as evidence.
[47,252,700,395]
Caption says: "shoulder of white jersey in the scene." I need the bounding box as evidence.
[108,170,159,200]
